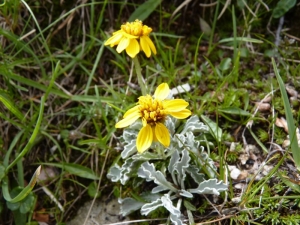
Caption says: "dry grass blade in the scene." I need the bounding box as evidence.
[170,0,192,21]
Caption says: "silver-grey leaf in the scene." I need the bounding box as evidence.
[122,129,138,143]
[161,194,181,217]
[107,164,121,182]
[175,149,190,188]
[168,149,180,186]
[188,179,227,195]
[170,213,184,225]
[181,115,209,134]
[179,190,193,198]
[138,162,177,192]
[119,197,145,216]
[140,198,162,215]
[186,165,205,183]
[121,139,137,159]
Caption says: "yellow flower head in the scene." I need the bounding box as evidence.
[104,19,157,58]
[115,83,192,153]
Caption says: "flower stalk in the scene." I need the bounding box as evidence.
[133,56,147,95]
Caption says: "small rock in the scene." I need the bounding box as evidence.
[67,198,130,225]
[228,165,241,180]
[231,196,242,204]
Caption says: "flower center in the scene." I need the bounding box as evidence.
[121,19,152,37]
[138,95,166,126]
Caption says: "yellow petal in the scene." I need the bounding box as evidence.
[116,37,130,53]
[142,117,147,127]
[140,36,151,57]
[115,111,140,128]
[122,32,139,39]
[154,123,170,147]
[104,31,123,46]
[154,83,170,100]
[169,109,191,119]
[143,35,157,55]
[163,99,189,112]
[125,38,140,58]
[136,124,153,153]
[123,105,140,118]
[152,126,158,142]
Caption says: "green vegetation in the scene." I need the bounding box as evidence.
[0,0,300,224]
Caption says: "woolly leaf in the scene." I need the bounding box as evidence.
[107,164,121,182]
[121,139,137,159]
[138,162,177,192]
[170,214,184,225]
[119,197,145,216]
[132,151,162,160]
[161,194,181,217]
[152,185,168,193]
[165,116,176,135]
[181,115,209,134]
[168,149,180,186]
[174,133,186,148]
[141,198,162,215]
[180,190,193,198]
[122,129,137,143]
[188,179,227,195]
[120,158,144,185]
[186,165,205,183]
[174,149,190,187]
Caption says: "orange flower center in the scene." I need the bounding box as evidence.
[121,19,152,37]
[138,95,166,126]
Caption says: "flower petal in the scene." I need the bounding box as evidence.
[104,31,123,46]
[116,37,130,53]
[140,36,151,57]
[154,83,170,100]
[123,105,140,118]
[122,32,139,39]
[143,35,157,55]
[115,110,140,128]
[155,123,170,147]
[142,117,147,127]
[163,99,189,112]
[136,124,153,153]
[169,109,191,119]
[125,38,140,58]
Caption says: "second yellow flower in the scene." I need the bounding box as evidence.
[104,19,157,58]
[115,83,192,153]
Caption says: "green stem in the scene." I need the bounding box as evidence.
[156,144,166,159]
[133,56,147,95]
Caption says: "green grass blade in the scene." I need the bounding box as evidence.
[5,96,45,172]
[0,90,25,122]
[272,58,300,169]
[128,0,162,22]
[41,163,100,180]
[248,128,269,154]
[0,69,116,103]
[3,166,41,203]
[201,115,222,142]
[85,44,104,95]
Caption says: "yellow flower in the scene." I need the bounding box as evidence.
[116,83,192,153]
[104,19,157,58]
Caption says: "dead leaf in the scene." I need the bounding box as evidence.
[275,117,288,133]
[32,208,49,223]
[255,102,270,112]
